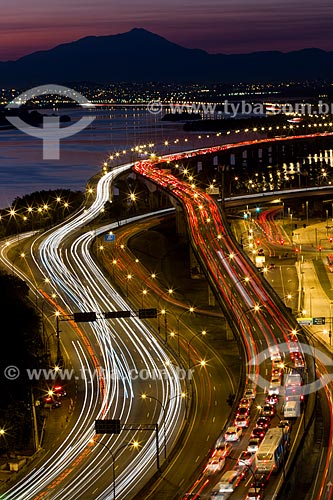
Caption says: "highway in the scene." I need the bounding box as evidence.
[1,131,333,499]
[132,144,323,498]
[0,165,186,499]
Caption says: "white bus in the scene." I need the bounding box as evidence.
[255,427,289,474]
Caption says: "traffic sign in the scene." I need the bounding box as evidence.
[104,310,131,318]
[73,312,97,322]
[296,317,312,325]
[138,308,158,319]
[95,419,121,434]
[104,234,115,242]
[313,317,326,325]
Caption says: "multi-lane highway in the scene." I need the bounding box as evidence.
[0,164,187,499]
[132,140,332,498]
[1,131,333,499]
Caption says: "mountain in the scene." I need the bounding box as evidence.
[1,28,333,86]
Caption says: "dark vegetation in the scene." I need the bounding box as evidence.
[0,272,43,453]
[0,189,84,237]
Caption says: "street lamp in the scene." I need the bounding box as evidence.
[141,394,167,459]
[329,302,333,346]
[236,303,261,331]
[112,259,118,279]
[90,439,139,500]
[54,311,63,366]
[126,273,132,297]
[169,307,195,356]
[187,330,207,369]
[187,359,207,404]
[156,288,177,339]
[157,307,167,342]
[141,288,148,307]
[10,250,26,275]
[187,359,207,386]
[34,276,52,308]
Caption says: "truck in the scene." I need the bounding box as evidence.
[283,400,300,418]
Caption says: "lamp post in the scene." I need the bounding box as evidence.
[188,359,207,406]
[236,303,261,332]
[169,307,195,356]
[55,312,63,366]
[10,250,26,275]
[329,302,333,346]
[91,439,139,500]
[156,288,176,342]
[126,273,132,297]
[141,288,148,308]
[187,330,207,369]
[157,307,167,342]
[34,277,52,309]
[141,394,167,459]
[112,259,117,280]
[169,330,183,357]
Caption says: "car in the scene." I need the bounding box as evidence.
[261,404,276,418]
[268,376,281,395]
[44,396,61,409]
[53,385,67,397]
[236,406,250,417]
[258,248,265,256]
[234,415,249,428]
[204,449,226,475]
[271,367,283,377]
[251,472,271,489]
[247,438,260,453]
[234,463,250,481]
[238,450,255,467]
[251,427,266,440]
[291,350,302,361]
[256,417,270,429]
[246,486,264,499]
[268,262,276,269]
[224,426,243,442]
[244,387,256,400]
[294,357,305,369]
[272,359,283,371]
[278,420,292,432]
[215,442,233,456]
[239,398,252,409]
[269,350,281,363]
[265,394,279,405]
[211,470,242,496]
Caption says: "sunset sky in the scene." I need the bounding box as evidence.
[1,0,333,60]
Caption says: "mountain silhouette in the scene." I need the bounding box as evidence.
[1,28,333,86]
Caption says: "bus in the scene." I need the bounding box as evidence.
[327,254,333,272]
[285,372,303,402]
[255,427,289,474]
